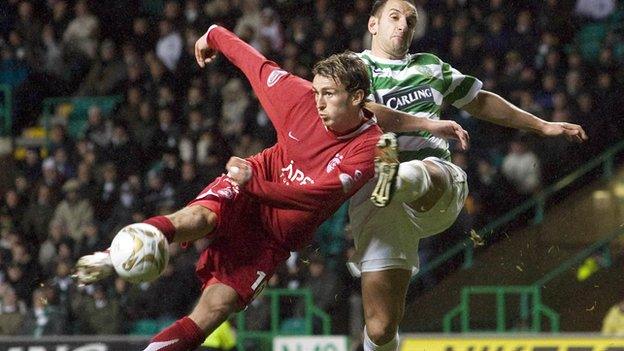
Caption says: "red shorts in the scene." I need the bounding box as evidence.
[188,175,289,308]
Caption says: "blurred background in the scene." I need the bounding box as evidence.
[0,0,622,350]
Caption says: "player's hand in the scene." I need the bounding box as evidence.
[226,157,253,186]
[427,119,470,151]
[540,122,588,143]
[195,30,218,68]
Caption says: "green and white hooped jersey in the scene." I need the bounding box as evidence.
[358,50,482,161]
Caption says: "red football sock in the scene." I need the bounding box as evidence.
[143,215,177,243]
[143,317,205,351]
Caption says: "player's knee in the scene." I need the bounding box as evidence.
[191,298,238,332]
[206,299,237,319]
[396,161,431,199]
[366,319,398,346]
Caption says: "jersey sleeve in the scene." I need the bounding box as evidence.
[243,142,375,211]
[206,25,312,131]
[440,59,483,109]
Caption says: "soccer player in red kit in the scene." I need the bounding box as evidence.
[73,25,469,351]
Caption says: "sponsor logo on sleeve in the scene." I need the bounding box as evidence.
[326,153,344,173]
[267,69,288,87]
[195,179,239,200]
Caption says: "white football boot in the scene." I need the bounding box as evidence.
[73,249,114,285]
[370,132,399,208]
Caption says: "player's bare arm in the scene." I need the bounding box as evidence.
[364,101,470,150]
[462,90,588,143]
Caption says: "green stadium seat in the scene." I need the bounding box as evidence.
[576,23,608,62]
[130,319,160,335]
[43,96,122,138]
[279,318,306,335]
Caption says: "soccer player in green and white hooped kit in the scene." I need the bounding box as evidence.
[349,1,589,350]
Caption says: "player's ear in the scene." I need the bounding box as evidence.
[351,89,365,107]
[368,16,378,35]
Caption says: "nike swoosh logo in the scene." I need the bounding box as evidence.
[288,131,300,142]
[143,339,179,351]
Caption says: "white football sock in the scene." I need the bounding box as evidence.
[363,326,399,351]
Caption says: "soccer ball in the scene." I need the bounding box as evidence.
[110,223,169,283]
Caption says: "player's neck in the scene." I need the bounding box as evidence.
[370,45,407,61]
[330,110,367,136]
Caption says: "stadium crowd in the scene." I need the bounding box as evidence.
[0,0,622,344]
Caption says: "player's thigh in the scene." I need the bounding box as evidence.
[361,268,412,324]
[189,282,240,331]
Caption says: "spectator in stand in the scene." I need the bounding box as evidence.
[156,20,183,72]
[72,284,121,334]
[298,255,343,323]
[20,286,68,336]
[19,148,42,184]
[52,179,94,242]
[40,24,64,78]
[78,39,127,96]
[83,105,112,153]
[38,220,74,273]
[155,107,182,155]
[48,260,76,316]
[52,147,76,181]
[92,162,118,222]
[143,170,175,215]
[21,184,56,252]
[48,123,75,156]
[1,189,26,231]
[0,284,27,335]
[219,78,249,143]
[501,136,542,197]
[76,222,106,259]
[574,0,616,21]
[175,162,204,208]
[14,1,41,47]
[62,0,99,60]
[40,158,63,196]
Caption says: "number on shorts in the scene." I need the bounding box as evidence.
[251,271,267,291]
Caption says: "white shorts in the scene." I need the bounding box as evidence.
[347,157,468,277]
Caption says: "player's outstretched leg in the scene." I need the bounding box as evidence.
[361,269,411,351]
[143,283,239,351]
[73,205,217,285]
[370,133,399,207]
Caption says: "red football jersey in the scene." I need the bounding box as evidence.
[207,26,381,250]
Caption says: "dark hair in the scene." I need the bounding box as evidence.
[370,0,416,16]
[312,51,370,104]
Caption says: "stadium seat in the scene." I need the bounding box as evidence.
[42,96,122,138]
[577,23,608,61]
[130,319,160,335]
[279,318,307,335]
